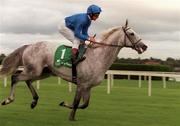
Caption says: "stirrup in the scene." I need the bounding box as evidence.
[79,56,86,62]
[73,56,86,65]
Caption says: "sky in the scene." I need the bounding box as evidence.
[0,0,180,60]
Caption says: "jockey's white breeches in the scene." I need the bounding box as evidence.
[58,20,80,49]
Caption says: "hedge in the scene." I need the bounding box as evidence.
[109,63,173,71]
[108,63,173,80]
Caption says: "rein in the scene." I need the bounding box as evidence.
[90,40,123,47]
[89,27,141,48]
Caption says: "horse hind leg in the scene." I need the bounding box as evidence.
[1,64,42,106]
[26,80,39,109]
[16,65,43,108]
[1,70,22,105]
[25,67,52,109]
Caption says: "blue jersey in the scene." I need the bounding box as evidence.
[65,13,91,41]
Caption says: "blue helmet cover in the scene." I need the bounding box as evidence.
[87,4,102,14]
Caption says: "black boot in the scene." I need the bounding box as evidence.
[76,44,87,64]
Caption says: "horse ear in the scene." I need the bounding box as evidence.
[125,19,128,28]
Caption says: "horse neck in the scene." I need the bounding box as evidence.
[86,29,124,72]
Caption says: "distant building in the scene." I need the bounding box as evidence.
[143,60,161,65]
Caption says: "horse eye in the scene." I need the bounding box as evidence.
[130,33,134,36]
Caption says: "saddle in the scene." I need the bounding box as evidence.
[54,44,86,68]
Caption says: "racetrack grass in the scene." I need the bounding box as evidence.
[1,77,180,126]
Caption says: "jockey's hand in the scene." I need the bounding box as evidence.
[85,35,96,47]
[88,36,96,43]
[85,40,91,45]
[85,40,93,48]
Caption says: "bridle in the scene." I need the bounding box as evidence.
[122,27,142,48]
[90,27,142,48]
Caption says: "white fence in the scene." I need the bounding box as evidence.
[1,65,180,96]
[106,70,180,96]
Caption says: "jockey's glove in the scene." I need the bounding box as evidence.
[85,40,93,48]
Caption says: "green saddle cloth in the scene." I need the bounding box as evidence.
[54,44,86,68]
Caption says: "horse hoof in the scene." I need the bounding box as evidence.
[1,98,14,105]
[31,102,37,109]
[59,101,65,106]
[1,101,6,105]
[69,117,76,121]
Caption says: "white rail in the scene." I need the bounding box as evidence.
[1,66,180,96]
[106,70,180,96]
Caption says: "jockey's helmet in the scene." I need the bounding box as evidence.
[87,4,102,15]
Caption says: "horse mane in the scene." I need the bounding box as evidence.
[100,26,121,41]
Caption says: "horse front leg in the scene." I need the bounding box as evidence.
[78,88,91,109]
[59,87,91,110]
[60,85,82,121]
[59,87,91,120]
[69,86,82,121]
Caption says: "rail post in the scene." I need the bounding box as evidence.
[107,74,111,94]
[148,76,152,96]
[138,75,142,88]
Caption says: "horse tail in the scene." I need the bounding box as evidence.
[0,45,28,77]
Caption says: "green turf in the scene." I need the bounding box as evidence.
[1,77,180,126]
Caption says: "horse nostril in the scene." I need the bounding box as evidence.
[143,45,147,50]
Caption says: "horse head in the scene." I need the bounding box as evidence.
[121,19,147,54]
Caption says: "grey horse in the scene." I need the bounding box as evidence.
[0,21,147,121]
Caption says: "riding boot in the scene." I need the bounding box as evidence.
[76,44,87,63]
[71,48,78,84]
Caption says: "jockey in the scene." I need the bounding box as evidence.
[58,4,102,83]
